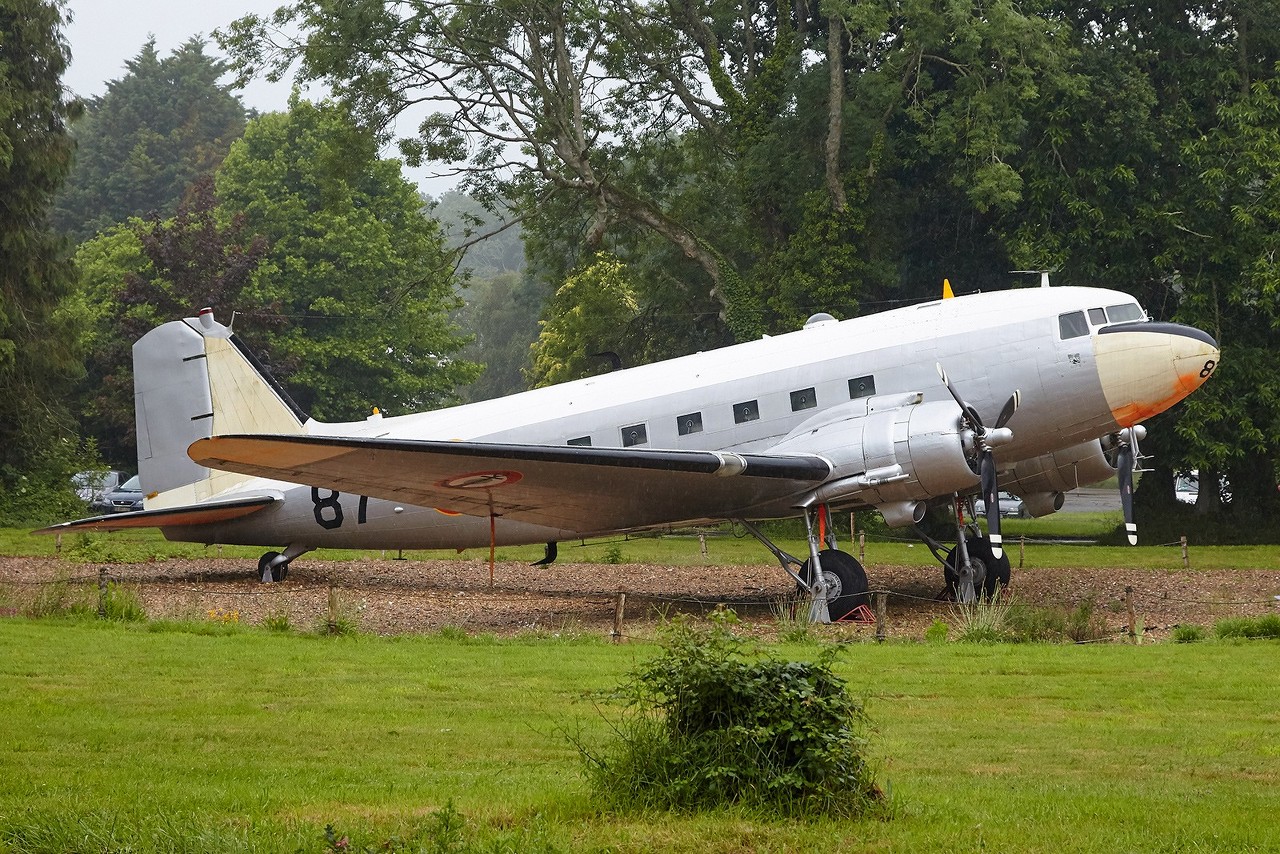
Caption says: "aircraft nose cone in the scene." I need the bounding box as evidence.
[1094,322,1220,427]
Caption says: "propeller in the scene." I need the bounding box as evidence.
[937,364,1021,559]
[1113,426,1145,545]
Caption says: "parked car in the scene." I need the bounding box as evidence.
[92,474,144,514]
[72,469,127,506]
[974,491,1026,518]
[1175,470,1232,506]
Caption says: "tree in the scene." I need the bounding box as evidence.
[0,0,92,522]
[53,38,247,242]
[74,176,271,465]
[528,254,640,387]
[215,97,480,419]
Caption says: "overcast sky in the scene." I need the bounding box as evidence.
[60,1,456,194]
[62,0,292,109]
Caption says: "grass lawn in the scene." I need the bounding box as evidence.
[2,618,1278,852]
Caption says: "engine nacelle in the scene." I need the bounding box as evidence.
[771,393,978,524]
[1004,440,1117,496]
[1020,491,1065,518]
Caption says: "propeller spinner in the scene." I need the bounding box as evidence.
[936,363,1021,559]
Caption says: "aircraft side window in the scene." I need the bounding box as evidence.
[1106,303,1145,322]
[1088,307,1107,326]
[1058,311,1089,339]
[568,436,591,446]
[734,400,760,424]
[790,388,817,412]
[677,412,703,436]
[848,375,876,399]
[621,424,648,447]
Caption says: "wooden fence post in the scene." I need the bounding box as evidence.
[612,593,626,643]
[859,532,866,563]
[1181,536,1190,570]
[97,568,108,622]
[1125,586,1138,644]
[874,592,888,643]
[1019,535,1025,569]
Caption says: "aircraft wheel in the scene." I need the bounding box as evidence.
[258,551,288,583]
[943,538,1010,600]
[800,549,869,621]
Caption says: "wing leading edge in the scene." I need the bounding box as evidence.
[190,435,834,534]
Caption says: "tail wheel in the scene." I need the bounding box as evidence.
[258,551,288,583]
[943,537,1010,600]
[800,549,870,621]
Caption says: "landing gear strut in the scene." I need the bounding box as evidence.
[739,504,869,622]
[915,495,1010,602]
[257,544,313,583]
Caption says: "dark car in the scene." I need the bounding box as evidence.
[73,469,128,506]
[92,474,144,514]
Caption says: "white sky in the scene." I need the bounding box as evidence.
[62,0,293,109]
[61,0,456,195]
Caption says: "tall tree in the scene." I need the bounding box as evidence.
[215,97,480,419]
[0,0,89,522]
[53,38,247,242]
[74,176,271,465]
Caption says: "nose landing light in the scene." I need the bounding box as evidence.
[1095,323,1219,427]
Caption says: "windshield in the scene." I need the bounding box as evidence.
[120,475,141,492]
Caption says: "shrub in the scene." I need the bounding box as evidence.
[100,582,146,622]
[1214,615,1280,640]
[579,609,883,818]
[1171,624,1206,643]
[923,618,949,644]
[951,596,1013,643]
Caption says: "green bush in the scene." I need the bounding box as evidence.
[580,609,883,818]
[1214,615,1280,640]
[1171,624,1206,643]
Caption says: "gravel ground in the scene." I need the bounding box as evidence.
[3,555,1278,642]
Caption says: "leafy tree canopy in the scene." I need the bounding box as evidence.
[0,0,93,523]
[215,96,480,420]
[53,38,247,243]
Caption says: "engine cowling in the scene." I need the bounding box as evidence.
[1003,440,1117,498]
[769,393,979,524]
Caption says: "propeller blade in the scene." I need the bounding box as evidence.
[995,390,1021,430]
[980,450,1003,559]
[1116,444,1137,545]
[936,363,985,431]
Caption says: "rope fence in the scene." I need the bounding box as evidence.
[3,561,1277,643]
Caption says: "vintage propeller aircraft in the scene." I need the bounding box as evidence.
[41,281,1219,620]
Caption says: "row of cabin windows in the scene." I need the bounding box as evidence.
[567,374,877,448]
[1058,302,1145,339]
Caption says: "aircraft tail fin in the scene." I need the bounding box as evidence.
[133,309,306,509]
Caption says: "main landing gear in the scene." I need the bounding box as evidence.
[739,504,869,623]
[916,495,1011,603]
[257,544,313,582]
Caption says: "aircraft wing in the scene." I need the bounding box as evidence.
[34,495,279,534]
[190,435,833,534]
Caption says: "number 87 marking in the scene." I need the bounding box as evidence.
[310,488,370,529]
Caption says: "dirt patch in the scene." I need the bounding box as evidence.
[2,556,1278,642]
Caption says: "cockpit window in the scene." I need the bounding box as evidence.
[1088,308,1107,326]
[1105,303,1145,323]
[1058,311,1089,339]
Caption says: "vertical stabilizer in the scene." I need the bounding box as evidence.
[134,309,305,508]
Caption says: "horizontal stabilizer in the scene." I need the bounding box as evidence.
[34,495,279,534]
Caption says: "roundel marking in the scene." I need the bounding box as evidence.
[437,470,524,489]
[434,507,463,516]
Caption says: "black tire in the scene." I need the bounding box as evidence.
[943,536,1011,600]
[258,551,286,583]
[800,549,870,621]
